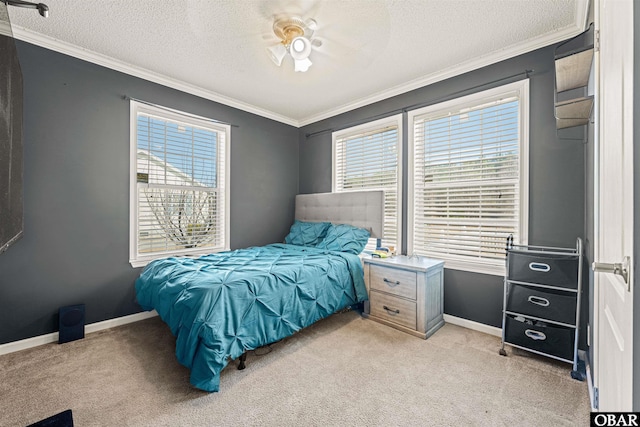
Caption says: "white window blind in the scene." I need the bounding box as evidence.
[409,81,528,275]
[130,101,230,267]
[333,115,402,250]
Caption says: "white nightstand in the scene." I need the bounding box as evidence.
[362,255,445,339]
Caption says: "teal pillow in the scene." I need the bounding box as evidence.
[284,220,332,247]
[315,224,370,254]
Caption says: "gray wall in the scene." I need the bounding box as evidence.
[0,42,299,344]
[299,45,586,332]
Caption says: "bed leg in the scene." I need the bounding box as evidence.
[238,352,247,370]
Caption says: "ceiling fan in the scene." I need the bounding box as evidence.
[267,15,322,73]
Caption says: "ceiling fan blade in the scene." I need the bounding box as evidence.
[310,4,391,68]
[257,0,323,22]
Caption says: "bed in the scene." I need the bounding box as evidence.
[134,190,384,392]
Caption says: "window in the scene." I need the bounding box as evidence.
[332,114,402,250]
[129,101,230,267]
[408,80,529,276]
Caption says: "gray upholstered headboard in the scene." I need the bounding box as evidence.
[294,191,384,239]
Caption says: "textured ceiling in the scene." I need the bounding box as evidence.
[6,0,588,126]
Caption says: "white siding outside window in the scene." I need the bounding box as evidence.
[408,80,529,276]
[129,101,230,267]
[332,114,403,251]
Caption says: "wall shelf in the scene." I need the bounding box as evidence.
[555,97,593,129]
[555,48,593,92]
[554,25,594,131]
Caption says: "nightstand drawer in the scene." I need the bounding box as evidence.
[369,291,417,330]
[369,264,417,299]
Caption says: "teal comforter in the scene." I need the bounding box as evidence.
[135,243,367,392]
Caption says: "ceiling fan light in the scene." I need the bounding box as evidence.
[267,43,287,66]
[289,36,312,60]
[294,57,312,72]
[292,38,305,53]
[305,19,317,31]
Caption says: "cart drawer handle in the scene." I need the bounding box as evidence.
[529,262,550,272]
[527,296,550,307]
[524,329,547,341]
[383,278,401,287]
[383,306,400,315]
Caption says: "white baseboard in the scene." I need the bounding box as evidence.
[443,314,502,337]
[0,310,158,356]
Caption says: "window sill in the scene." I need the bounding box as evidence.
[130,246,229,269]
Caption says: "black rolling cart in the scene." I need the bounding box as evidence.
[499,235,584,380]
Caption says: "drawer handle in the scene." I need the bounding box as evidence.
[529,262,550,272]
[524,329,547,341]
[383,305,400,315]
[383,278,401,287]
[527,296,550,307]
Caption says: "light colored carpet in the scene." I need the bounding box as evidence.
[1,311,590,427]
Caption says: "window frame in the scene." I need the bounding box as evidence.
[407,79,529,276]
[331,114,403,251]
[129,100,231,268]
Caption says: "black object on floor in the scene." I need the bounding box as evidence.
[59,304,85,344]
[27,409,73,427]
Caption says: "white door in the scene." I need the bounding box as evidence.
[594,0,634,411]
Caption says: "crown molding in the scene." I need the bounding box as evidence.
[8,24,300,127]
[297,2,590,127]
[5,0,589,129]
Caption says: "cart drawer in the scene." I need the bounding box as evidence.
[508,251,579,289]
[504,315,574,361]
[369,291,417,330]
[507,284,577,325]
